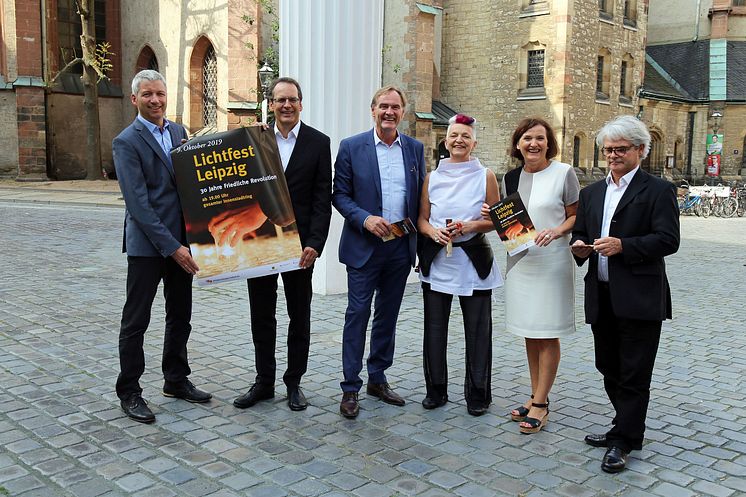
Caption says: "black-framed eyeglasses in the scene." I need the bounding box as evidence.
[601,145,637,156]
[271,97,300,105]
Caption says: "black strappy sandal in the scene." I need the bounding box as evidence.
[519,401,549,434]
[510,394,533,422]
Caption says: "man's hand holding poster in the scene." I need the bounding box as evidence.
[171,126,302,286]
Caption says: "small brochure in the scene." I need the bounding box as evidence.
[488,192,536,256]
[382,217,417,242]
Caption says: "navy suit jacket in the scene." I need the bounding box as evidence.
[113,118,189,258]
[332,129,425,269]
[570,169,680,324]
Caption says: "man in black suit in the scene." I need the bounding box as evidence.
[114,70,212,424]
[233,77,332,411]
[571,115,680,473]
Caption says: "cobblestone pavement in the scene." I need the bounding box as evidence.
[1,198,745,497]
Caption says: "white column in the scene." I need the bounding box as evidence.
[280,0,384,294]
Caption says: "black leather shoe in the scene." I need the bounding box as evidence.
[121,394,155,424]
[584,433,609,448]
[163,380,212,403]
[340,392,359,418]
[422,395,448,410]
[467,405,489,416]
[601,446,628,473]
[287,386,308,411]
[233,383,274,408]
[366,383,405,406]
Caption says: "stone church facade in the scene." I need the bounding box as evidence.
[1,0,743,182]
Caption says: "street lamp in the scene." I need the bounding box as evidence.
[711,110,722,135]
[258,61,274,123]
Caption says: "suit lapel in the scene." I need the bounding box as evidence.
[400,135,415,213]
[135,119,175,179]
[613,168,648,216]
[284,122,306,179]
[366,130,383,202]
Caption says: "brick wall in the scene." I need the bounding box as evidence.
[16,86,46,177]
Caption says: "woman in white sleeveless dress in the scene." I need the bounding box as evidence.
[501,118,580,433]
[417,114,503,416]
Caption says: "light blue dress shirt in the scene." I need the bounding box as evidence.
[137,114,174,163]
[373,129,407,223]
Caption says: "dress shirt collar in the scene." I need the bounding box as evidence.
[137,114,170,133]
[275,120,301,140]
[373,128,401,147]
[605,165,639,188]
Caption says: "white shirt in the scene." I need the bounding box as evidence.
[598,166,639,282]
[373,129,407,223]
[274,121,301,171]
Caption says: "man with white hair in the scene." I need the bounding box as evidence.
[570,115,680,473]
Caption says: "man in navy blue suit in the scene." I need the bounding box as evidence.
[332,86,425,418]
[113,70,212,424]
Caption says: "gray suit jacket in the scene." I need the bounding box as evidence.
[113,117,189,257]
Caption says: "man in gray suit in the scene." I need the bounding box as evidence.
[113,70,211,424]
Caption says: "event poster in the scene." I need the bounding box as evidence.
[488,192,536,256]
[171,127,302,286]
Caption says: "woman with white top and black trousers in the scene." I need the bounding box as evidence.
[417,114,503,416]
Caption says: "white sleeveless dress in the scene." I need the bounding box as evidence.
[502,161,579,338]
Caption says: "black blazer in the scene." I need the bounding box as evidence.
[570,169,680,324]
[285,122,333,256]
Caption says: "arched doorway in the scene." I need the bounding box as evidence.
[642,130,664,176]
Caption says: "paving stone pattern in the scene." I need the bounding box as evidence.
[1,202,745,496]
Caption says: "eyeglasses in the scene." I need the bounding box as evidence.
[271,97,300,105]
[601,145,637,156]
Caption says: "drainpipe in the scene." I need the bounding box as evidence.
[693,0,702,41]
[40,0,51,178]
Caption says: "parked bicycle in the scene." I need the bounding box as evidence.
[677,182,710,217]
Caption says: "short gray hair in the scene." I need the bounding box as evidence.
[596,115,651,159]
[131,70,166,96]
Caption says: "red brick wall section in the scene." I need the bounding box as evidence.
[16,86,47,176]
[15,0,43,77]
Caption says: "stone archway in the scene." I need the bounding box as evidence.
[135,45,158,72]
[642,129,664,176]
[189,36,218,133]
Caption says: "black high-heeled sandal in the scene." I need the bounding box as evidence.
[510,394,533,422]
[519,401,549,434]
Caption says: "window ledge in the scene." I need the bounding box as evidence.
[595,97,611,106]
[518,87,547,100]
[619,98,633,108]
[623,18,638,30]
[599,17,615,26]
[519,9,550,18]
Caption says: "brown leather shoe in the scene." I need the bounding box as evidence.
[366,382,405,406]
[340,392,359,418]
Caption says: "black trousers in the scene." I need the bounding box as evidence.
[422,283,492,408]
[247,268,313,388]
[592,283,661,453]
[116,256,193,400]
